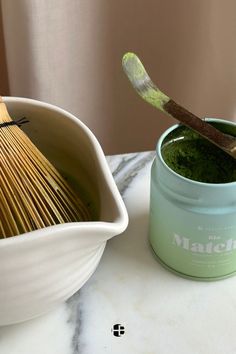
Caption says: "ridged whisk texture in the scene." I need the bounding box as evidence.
[0,97,91,238]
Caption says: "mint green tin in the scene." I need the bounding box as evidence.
[149,118,236,280]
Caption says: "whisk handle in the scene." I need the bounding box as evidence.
[0,96,12,122]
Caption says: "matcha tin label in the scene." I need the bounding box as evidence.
[172,233,236,254]
[149,119,236,280]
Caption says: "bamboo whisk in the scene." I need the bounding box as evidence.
[0,97,91,238]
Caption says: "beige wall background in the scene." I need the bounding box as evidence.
[0,3,9,96]
[1,0,236,154]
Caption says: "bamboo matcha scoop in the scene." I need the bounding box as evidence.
[122,52,236,159]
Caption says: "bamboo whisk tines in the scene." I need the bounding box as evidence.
[0,97,91,238]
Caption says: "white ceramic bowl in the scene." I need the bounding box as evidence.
[0,97,128,325]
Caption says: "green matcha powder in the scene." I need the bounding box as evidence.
[161,124,236,184]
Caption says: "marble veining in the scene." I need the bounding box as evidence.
[106,151,155,196]
[2,151,236,354]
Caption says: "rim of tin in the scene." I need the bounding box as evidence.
[156,118,236,188]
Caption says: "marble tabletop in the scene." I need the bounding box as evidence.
[1,151,236,354]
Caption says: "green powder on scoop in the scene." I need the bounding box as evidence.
[161,124,236,183]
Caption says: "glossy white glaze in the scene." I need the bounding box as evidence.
[0,97,128,325]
